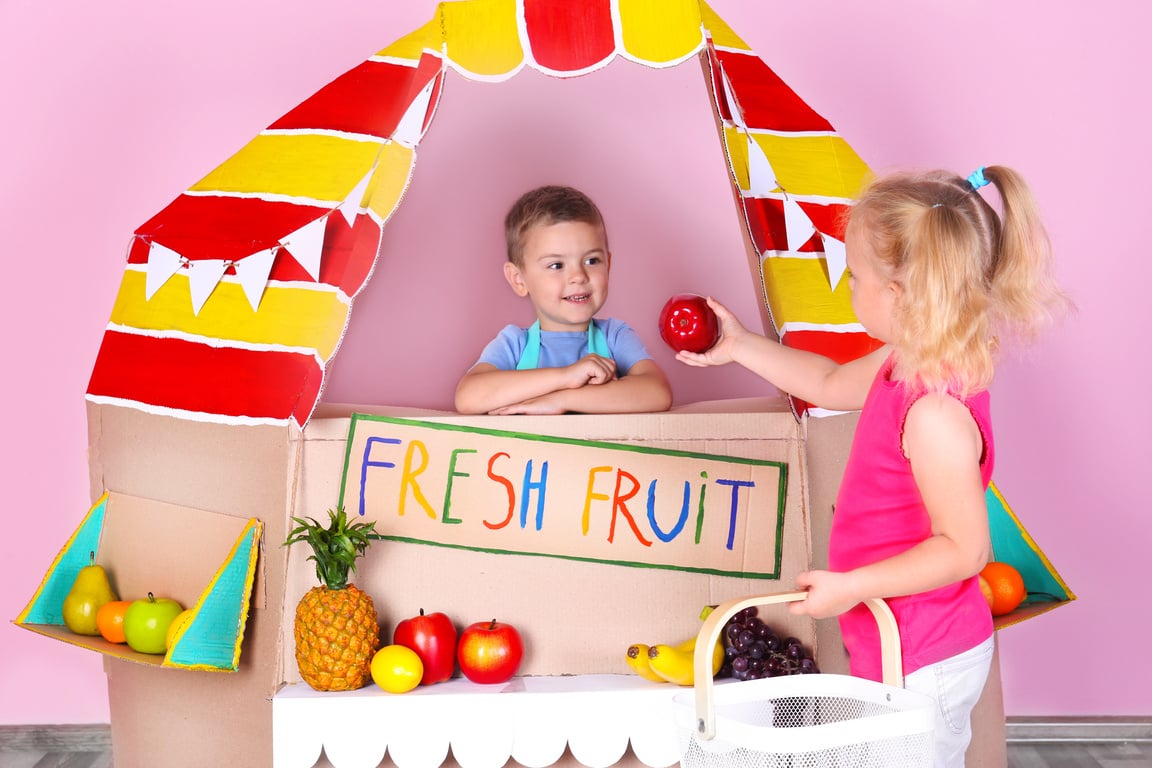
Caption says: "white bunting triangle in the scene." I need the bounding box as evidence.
[720,70,746,130]
[821,232,848,290]
[393,78,436,147]
[233,246,279,311]
[280,216,327,282]
[337,166,375,227]
[186,259,230,316]
[747,134,778,196]
[784,196,817,251]
[145,241,184,300]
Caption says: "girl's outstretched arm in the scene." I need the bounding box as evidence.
[790,392,990,618]
[676,297,889,412]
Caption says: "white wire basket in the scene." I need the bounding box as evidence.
[672,592,935,768]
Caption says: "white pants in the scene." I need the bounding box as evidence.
[904,635,995,768]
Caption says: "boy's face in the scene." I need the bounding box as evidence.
[504,220,611,332]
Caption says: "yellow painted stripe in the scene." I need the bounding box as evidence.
[619,0,704,64]
[189,134,382,201]
[366,142,415,221]
[723,125,750,190]
[111,271,349,360]
[700,1,751,50]
[441,0,524,78]
[376,17,441,61]
[752,133,870,199]
[762,256,857,326]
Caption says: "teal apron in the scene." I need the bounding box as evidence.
[515,320,612,370]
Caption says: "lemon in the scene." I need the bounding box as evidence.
[371,645,423,693]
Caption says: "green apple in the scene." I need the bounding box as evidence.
[123,593,184,654]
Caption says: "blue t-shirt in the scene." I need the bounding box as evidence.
[474,318,652,375]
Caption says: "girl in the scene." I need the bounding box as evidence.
[677,166,1068,766]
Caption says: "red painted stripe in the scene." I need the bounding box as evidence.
[715,50,834,132]
[128,196,382,293]
[742,198,852,254]
[524,0,616,72]
[316,211,383,297]
[87,331,323,425]
[133,196,329,265]
[798,200,852,241]
[269,56,442,138]
[782,330,884,415]
[742,197,786,254]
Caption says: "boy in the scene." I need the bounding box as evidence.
[455,185,672,415]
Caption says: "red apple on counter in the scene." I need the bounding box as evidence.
[393,608,458,685]
[457,619,523,684]
[658,294,720,353]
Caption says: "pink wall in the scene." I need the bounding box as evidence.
[2,0,1147,724]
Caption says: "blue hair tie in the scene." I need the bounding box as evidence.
[966,167,990,191]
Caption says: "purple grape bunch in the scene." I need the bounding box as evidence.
[717,606,819,680]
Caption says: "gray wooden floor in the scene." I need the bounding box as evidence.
[2,723,1151,767]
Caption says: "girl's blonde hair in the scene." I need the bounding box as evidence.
[849,166,1070,394]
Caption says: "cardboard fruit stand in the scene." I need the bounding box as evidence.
[14,2,1073,767]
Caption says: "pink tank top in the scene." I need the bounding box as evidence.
[828,354,995,682]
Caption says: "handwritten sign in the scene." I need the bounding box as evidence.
[339,415,788,579]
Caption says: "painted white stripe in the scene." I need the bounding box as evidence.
[760,250,825,260]
[807,406,856,419]
[84,394,293,427]
[780,321,868,335]
[180,189,342,208]
[710,44,757,57]
[367,55,420,68]
[259,127,392,144]
[736,188,856,206]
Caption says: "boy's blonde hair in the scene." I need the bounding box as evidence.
[850,166,1070,394]
[504,185,607,266]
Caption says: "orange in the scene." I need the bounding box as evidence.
[96,600,131,644]
[979,561,1026,617]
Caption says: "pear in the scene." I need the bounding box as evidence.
[62,552,118,636]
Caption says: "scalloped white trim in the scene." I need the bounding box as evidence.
[272,675,683,768]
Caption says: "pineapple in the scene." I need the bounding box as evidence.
[285,507,380,691]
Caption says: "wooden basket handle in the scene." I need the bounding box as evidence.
[692,592,902,740]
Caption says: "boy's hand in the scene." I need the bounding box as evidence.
[674,297,747,368]
[564,353,617,388]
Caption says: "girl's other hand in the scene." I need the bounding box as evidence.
[674,297,746,368]
[788,569,861,619]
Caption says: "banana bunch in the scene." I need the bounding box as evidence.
[625,634,724,685]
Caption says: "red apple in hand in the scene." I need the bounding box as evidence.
[457,619,523,684]
[393,608,457,685]
[659,294,720,353]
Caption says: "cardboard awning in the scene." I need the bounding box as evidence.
[85,0,874,429]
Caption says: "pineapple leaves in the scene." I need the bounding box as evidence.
[283,506,378,591]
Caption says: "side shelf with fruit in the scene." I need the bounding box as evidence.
[16,490,262,671]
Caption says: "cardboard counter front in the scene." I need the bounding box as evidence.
[277,399,813,768]
[46,398,1007,768]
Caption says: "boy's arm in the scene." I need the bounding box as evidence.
[488,358,673,415]
[454,356,617,414]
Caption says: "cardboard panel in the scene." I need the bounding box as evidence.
[284,399,815,682]
[342,415,789,579]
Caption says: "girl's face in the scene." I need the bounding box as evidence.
[503,220,611,332]
[845,220,900,344]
